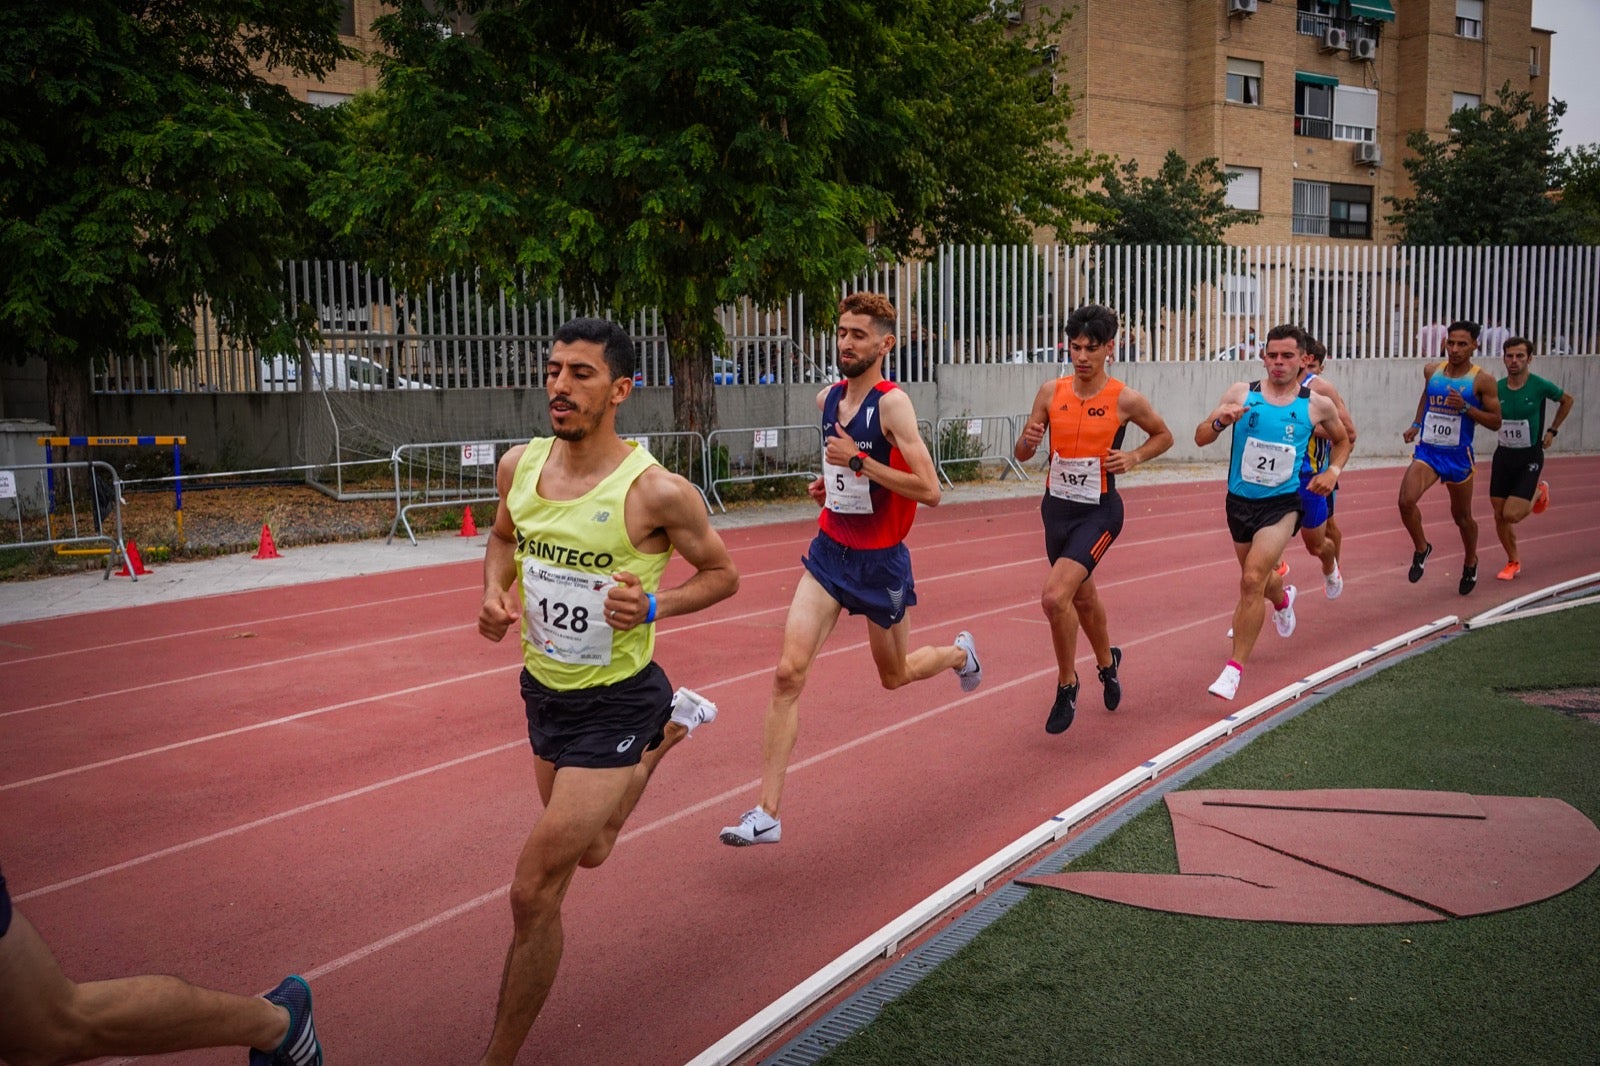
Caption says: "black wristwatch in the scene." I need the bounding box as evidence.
[848,451,866,473]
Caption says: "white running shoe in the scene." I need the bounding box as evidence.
[669,687,717,734]
[1272,585,1298,638]
[1208,663,1242,700]
[720,806,781,846]
[1226,627,1234,639]
[953,631,983,692]
[1324,563,1343,600]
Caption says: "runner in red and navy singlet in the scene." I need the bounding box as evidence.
[720,292,983,848]
[817,379,918,550]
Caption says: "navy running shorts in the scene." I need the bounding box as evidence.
[1041,490,1124,572]
[1225,491,1303,544]
[1297,477,1333,531]
[1,864,10,939]
[801,531,917,629]
[521,662,673,770]
[1413,442,1475,484]
[1489,446,1543,501]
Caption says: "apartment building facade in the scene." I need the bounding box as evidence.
[1044,0,1553,243]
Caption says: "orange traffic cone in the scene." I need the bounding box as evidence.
[115,540,152,577]
[459,505,478,537]
[254,523,281,559]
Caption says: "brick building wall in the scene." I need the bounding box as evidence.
[1039,0,1553,245]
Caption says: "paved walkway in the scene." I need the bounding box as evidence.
[0,458,1408,626]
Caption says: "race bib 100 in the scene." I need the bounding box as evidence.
[1421,410,1461,448]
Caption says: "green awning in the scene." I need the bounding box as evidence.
[1348,0,1395,22]
[1296,71,1340,88]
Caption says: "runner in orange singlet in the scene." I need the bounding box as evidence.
[1014,304,1173,734]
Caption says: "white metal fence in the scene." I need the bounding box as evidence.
[95,244,1600,394]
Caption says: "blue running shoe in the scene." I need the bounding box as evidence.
[251,975,322,1066]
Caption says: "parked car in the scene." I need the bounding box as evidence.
[1210,343,1254,362]
[261,352,431,391]
[633,356,743,387]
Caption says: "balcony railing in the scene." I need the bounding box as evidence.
[1295,116,1334,139]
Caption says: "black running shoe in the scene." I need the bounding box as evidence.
[1408,543,1433,583]
[1098,647,1123,711]
[1459,561,1478,596]
[1046,682,1078,734]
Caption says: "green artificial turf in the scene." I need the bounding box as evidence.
[822,605,1600,1066]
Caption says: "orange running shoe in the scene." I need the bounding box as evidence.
[1274,560,1290,578]
[1496,561,1521,581]
[1531,480,1550,515]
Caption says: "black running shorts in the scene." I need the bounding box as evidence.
[1,864,10,939]
[1489,446,1543,501]
[1225,491,1303,544]
[521,662,673,770]
[1041,490,1125,572]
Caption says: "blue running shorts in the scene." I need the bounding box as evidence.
[1413,442,1475,484]
[1297,478,1333,531]
[802,531,917,629]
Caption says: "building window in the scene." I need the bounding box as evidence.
[1452,92,1482,112]
[1530,45,1541,76]
[306,91,354,108]
[1295,75,1335,139]
[1227,59,1263,106]
[1328,184,1373,239]
[1293,180,1329,236]
[1456,0,1483,39]
[1225,166,1261,211]
[340,0,356,36]
[1333,86,1378,142]
[1296,0,1338,36]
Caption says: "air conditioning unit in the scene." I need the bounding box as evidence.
[1352,37,1377,61]
[1228,0,1258,16]
[1354,142,1382,166]
[1322,26,1349,52]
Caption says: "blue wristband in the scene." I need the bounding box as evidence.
[645,593,657,623]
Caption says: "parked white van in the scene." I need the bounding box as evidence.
[260,352,431,391]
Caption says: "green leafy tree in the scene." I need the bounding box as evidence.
[1553,143,1600,245]
[0,0,349,435]
[1086,150,1259,246]
[313,0,1100,435]
[1386,84,1570,245]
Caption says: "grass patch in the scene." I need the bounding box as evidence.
[823,605,1600,1066]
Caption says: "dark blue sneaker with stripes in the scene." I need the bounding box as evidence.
[251,975,322,1066]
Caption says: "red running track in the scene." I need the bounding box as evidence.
[3,456,1597,1065]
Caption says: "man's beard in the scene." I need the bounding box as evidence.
[838,356,875,379]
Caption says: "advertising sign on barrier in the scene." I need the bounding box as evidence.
[625,435,652,453]
[0,471,15,499]
[460,443,496,466]
[967,419,983,436]
[754,429,779,449]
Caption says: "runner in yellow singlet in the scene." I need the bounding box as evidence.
[475,317,739,1065]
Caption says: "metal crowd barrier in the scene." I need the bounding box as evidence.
[388,437,523,545]
[621,431,712,513]
[0,459,130,579]
[933,415,1028,486]
[706,424,824,513]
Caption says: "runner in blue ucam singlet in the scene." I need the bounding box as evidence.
[1398,321,1502,595]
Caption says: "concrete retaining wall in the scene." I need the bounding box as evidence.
[82,356,1597,470]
